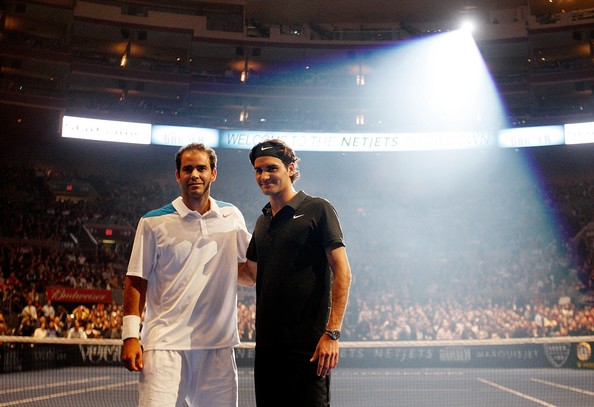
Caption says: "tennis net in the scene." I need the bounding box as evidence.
[2,336,594,407]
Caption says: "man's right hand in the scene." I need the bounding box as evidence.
[121,338,144,371]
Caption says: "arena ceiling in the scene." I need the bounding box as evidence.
[2,0,594,137]
[246,0,518,24]
[118,0,594,25]
[244,0,591,25]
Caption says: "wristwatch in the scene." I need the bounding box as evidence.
[325,329,341,340]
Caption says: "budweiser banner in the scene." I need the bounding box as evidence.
[46,287,112,303]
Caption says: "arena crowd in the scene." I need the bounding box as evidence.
[1,148,593,342]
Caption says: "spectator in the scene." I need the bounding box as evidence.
[61,314,75,337]
[42,299,55,319]
[47,318,60,337]
[21,299,38,322]
[33,318,48,338]
[67,319,87,339]
[16,316,35,336]
[103,318,121,339]
[83,321,101,338]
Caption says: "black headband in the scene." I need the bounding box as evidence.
[249,141,293,165]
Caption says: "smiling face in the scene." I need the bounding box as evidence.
[176,149,217,209]
[253,155,295,198]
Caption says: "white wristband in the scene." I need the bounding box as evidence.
[122,315,142,340]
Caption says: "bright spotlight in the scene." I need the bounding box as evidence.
[460,20,475,33]
[369,28,506,135]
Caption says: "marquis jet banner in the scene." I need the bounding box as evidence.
[62,115,594,151]
[219,129,497,152]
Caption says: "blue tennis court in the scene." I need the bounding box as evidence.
[2,366,594,407]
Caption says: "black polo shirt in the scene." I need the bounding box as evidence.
[247,190,345,351]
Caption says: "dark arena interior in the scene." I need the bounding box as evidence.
[2,1,594,406]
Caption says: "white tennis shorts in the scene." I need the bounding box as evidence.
[138,348,238,407]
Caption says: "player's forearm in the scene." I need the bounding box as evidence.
[123,275,147,316]
[327,271,351,329]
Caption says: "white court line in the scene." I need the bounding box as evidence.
[531,378,594,397]
[0,376,112,395]
[477,378,557,407]
[0,380,137,407]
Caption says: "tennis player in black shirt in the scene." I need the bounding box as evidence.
[241,139,352,407]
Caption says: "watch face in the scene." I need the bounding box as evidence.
[326,330,341,340]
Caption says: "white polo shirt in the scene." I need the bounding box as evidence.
[127,196,251,350]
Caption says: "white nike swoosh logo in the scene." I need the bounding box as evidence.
[261,146,273,150]
[223,213,232,217]
[293,214,304,219]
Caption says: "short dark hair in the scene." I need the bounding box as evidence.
[249,139,300,182]
[175,143,217,172]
